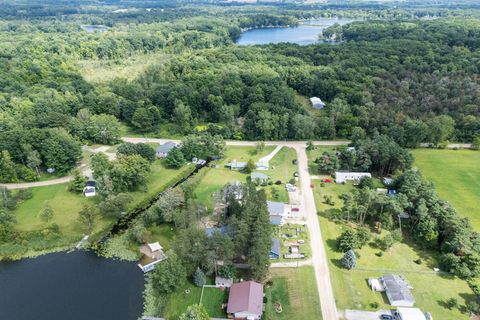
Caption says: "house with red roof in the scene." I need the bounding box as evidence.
[226,281,264,320]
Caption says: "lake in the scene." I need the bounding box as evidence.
[0,251,145,320]
[236,18,355,45]
[81,25,109,33]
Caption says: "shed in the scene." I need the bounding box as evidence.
[368,278,385,292]
[83,180,96,197]
[269,238,281,259]
[156,142,177,158]
[147,242,163,253]
[215,276,233,288]
[310,97,326,109]
[255,160,269,171]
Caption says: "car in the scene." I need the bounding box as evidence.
[379,315,393,320]
[293,172,299,177]
[291,207,300,212]
[323,179,333,183]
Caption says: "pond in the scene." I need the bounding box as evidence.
[0,251,145,320]
[81,25,109,33]
[236,17,355,45]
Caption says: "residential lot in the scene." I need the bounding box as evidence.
[264,267,322,320]
[307,149,476,320]
[412,149,480,230]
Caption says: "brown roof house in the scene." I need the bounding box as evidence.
[227,281,264,320]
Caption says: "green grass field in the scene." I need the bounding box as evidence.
[264,267,322,320]
[306,151,475,319]
[412,149,480,230]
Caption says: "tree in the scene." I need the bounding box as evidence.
[69,169,87,193]
[173,101,194,134]
[194,267,206,287]
[337,229,359,252]
[151,252,187,295]
[255,141,265,154]
[306,140,315,151]
[179,304,209,320]
[78,204,97,233]
[90,153,111,179]
[109,154,151,192]
[180,133,225,160]
[358,176,373,189]
[117,143,156,162]
[98,193,133,218]
[41,128,82,174]
[24,144,42,177]
[165,147,186,169]
[40,201,54,222]
[0,150,18,183]
[446,298,459,310]
[88,114,121,145]
[316,151,340,175]
[427,115,455,146]
[341,249,357,269]
[244,159,256,174]
[472,134,480,150]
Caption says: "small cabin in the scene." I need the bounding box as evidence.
[83,181,96,197]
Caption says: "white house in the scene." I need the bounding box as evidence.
[395,307,432,320]
[215,276,233,288]
[335,171,372,184]
[310,96,326,109]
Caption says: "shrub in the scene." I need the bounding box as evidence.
[341,249,357,269]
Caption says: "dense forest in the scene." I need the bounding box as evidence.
[1,1,480,181]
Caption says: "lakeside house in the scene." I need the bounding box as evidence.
[227,281,264,320]
[83,180,96,197]
[267,201,290,225]
[269,238,281,259]
[310,96,326,109]
[156,142,177,158]
[335,171,372,184]
[138,242,166,273]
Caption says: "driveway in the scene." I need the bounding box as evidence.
[342,309,392,320]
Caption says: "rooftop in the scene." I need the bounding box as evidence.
[381,274,415,306]
[267,201,285,215]
[270,238,281,257]
[396,307,427,320]
[227,281,263,315]
[156,141,176,153]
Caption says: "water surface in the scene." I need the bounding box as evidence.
[0,251,144,320]
[237,18,355,45]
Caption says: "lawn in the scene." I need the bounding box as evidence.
[146,224,177,251]
[264,267,322,320]
[14,183,106,235]
[411,149,480,230]
[309,172,475,319]
[194,146,275,207]
[164,280,227,319]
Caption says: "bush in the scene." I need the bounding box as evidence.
[341,249,357,269]
[414,258,422,265]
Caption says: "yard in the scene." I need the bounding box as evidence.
[411,149,480,230]
[273,224,311,262]
[264,267,322,320]
[310,174,475,320]
[163,280,228,319]
[194,146,299,207]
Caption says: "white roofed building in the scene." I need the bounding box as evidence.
[310,97,326,109]
[335,171,372,184]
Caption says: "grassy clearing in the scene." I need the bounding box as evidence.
[308,166,475,319]
[78,52,169,84]
[146,224,177,251]
[200,287,228,318]
[194,146,273,207]
[265,267,322,320]
[411,149,480,230]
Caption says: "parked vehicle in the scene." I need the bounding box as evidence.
[379,315,393,320]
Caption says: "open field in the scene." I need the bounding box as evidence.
[264,267,322,320]
[412,149,480,230]
[78,52,170,83]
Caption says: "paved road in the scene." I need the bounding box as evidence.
[294,144,339,320]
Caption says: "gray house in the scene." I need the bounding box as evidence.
[380,274,415,307]
[267,201,289,225]
[251,172,269,184]
[226,161,247,170]
[310,97,326,109]
[156,142,177,158]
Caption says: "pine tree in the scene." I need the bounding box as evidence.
[341,249,357,269]
[69,169,87,193]
[165,147,186,169]
[194,267,206,287]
